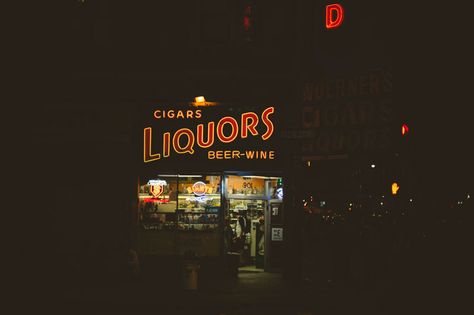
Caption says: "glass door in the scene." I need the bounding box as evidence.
[223,174,283,270]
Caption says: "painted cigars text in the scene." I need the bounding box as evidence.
[143,107,275,163]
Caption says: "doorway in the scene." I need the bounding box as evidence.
[223,174,283,272]
[228,199,266,271]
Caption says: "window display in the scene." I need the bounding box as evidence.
[226,175,265,197]
[138,175,222,231]
[138,177,178,231]
[177,175,221,231]
[228,199,265,219]
[136,173,283,264]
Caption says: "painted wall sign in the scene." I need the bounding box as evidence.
[292,69,394,155]
[143,106,276,163]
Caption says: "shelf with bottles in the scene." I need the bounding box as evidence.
[140,211,176,227]
[177,195,221,213]
[228,199,265,221]
[177,205,220,213]
[177,223,219,231]
[178,212,219,224]
[226,187,266,198]
[229,205,264,212]
[141,211,176,219]
[178,194,221,197]
[140,197,177,213]
[229,199,265,210]
[140,221,176,231]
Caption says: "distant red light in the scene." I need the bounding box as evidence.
[402,124,409,136]
[243,5,252,31]
[326,3,344,29]
[243,16,251,31]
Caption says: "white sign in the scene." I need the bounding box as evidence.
[271,227,283,241]
[276,187,283,200]
[272,206,279,216]
[147,179,167,186]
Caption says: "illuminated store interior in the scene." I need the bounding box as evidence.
[136,173,284,270]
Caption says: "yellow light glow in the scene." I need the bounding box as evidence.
[195,96,205,103]
[391,182,400,195]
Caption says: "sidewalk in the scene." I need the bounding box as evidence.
[60,271,288,312]
[54,270,386,315]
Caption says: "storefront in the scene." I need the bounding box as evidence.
[136,173,283,270]
[134,102,288,275]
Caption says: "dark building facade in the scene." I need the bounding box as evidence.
[30,0,400,288]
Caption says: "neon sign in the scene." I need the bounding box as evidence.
[276,187,284,200]
[150,185,164,198]
[147,180,167,198]
[144,106,275,163]
[147,180,168,186]
[192,181,207,196]
[326,3,344,29]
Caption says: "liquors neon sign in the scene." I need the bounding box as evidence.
[143,106,275,163]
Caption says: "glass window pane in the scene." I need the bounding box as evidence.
[267,177,283,199]
[177,175,221,231]
[226,175,265,197]
[138,176,178,231]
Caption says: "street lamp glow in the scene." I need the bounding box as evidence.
[371,164,376,168]
[195,96,205,103]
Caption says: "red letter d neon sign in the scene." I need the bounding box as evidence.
[326,3,344,29]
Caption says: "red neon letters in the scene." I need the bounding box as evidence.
[326,3,344,29]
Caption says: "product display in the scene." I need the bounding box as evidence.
[177,193,221,231]
[136,174,283,267]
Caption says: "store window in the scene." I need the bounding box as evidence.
[177,175,221,231]
[226,175,266,197]
[266,177,284,200]
[138,176,178,231]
